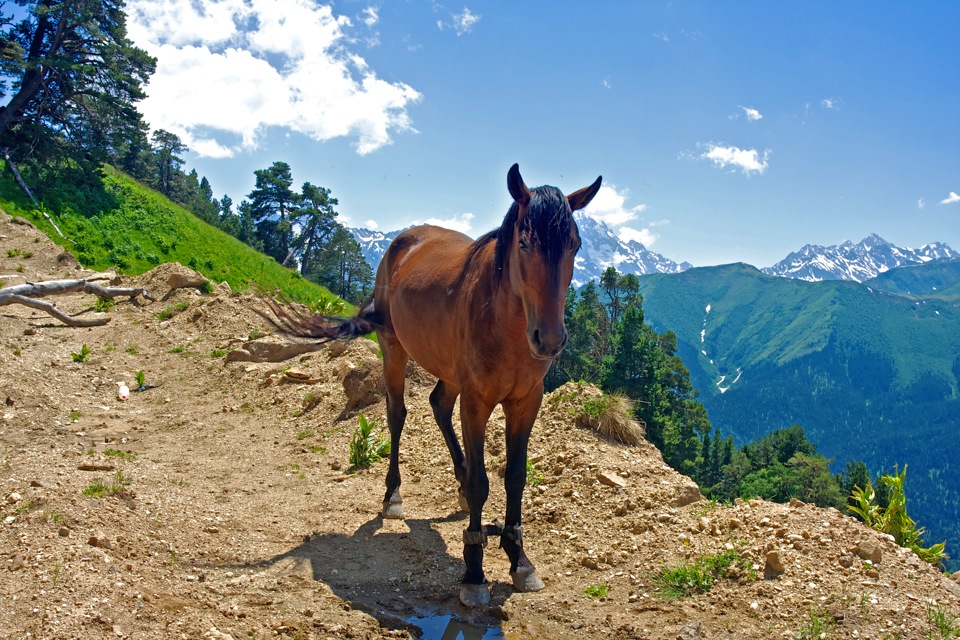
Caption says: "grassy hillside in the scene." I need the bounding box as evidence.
[865,258,960,301]
[634,263,960,571]
[0,164,341,306]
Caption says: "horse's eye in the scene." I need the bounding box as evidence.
[518,238,530,252]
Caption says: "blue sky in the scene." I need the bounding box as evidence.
[125,0,959,268]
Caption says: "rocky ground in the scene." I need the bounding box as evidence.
[2,209,960,640]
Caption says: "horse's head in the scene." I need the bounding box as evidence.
[501,164,602,360]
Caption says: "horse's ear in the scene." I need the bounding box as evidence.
[507,163,531,206]
[566,175,602,211]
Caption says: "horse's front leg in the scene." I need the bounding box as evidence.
[501,389,546,593]
[458,394,494,606]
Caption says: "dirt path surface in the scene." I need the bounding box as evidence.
[2,210,960,640]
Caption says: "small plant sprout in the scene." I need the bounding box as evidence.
[349,413,391,469]
[584,583,609,599]
[134,370,146,390]
[71,343,91,363]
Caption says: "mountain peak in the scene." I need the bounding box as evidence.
[763,234,959,282]
[349,213,690,286]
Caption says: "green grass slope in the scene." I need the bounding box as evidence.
[864,258,960,302]
[635,263,960,571]
[0,165,340,306]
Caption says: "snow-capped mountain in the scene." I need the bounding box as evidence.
[348,212,691,285]
[762,234,959,282]
[570,211,691,285]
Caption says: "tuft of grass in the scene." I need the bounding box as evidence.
[134,370,146,389]
[795,607,835,640]
[210,348,228,358]
[94,296,115,312]
[69,410,82,422]
[125,345,139,355]
[652,549,749,599]
[71,343,91,363]
[103,448,136,462]
[82,470,132,498]
[925,603,960,639]
[526,459,545,487]
[579,393,645,445]
[12,345,20,357]
[296,427,315,441]
[157,301,190,321]
[349,413,391,469]
[583,583,609,599]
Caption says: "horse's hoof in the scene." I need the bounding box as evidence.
[382,501,404,519]
[457,488,469,512]
[459,582,491,607]
[510,567,545,592]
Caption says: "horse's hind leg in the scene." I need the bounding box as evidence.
[501,392,546,593]
[429,380,468,511]
[380,335,409,519]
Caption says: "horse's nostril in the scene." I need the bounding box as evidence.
[532,329,542,347]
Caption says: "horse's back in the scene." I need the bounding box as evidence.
[377,225,474,290]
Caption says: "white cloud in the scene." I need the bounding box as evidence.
[438,7,480,36]
[653,32,670,42]
[618,226,657,248]
[582,184,648,227]
[364,219,379,229]
[918,198,926,210]
[739,105,763,121]
[700,143,770,176]
[126,0,420,158]
[940,192,960,205]
[362,6,379,27]
[821,97,841,110]
[415,213,474,234]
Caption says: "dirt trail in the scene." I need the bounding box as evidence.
[2,210,959,639]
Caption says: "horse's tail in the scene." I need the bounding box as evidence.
[256,295,383,343]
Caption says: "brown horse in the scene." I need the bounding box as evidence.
[263,164,601,606]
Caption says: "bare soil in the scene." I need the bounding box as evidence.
[2,210,959,640]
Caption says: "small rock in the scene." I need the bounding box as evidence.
[88,531,112,549]
[598,471,627,488]
[676,621,704,640]
[29,480,43,488]
[205,526,220,534]
[838,554,854,568]
[866,568,880,580]
[855,539,882,564]
[58,526,71,537]
[671,480,703,507]
[5,492,22,504]
[8,554,25,571]
[764,550,785,577]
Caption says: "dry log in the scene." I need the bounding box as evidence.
[0,278,155,327]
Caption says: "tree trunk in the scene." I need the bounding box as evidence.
[0,279,154,327]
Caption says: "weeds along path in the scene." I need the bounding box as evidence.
[2,210,959,640]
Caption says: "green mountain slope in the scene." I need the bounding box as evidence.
[865,258,960,301]
[0,165,338,305]
[635,263,960,570]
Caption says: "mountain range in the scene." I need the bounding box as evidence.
[349,217,957,285]
[632,259,960,571]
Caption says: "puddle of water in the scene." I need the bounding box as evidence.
[407,614,505,640]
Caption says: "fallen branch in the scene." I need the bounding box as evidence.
[0,278,155,327]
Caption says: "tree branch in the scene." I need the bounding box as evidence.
[0,278,155,326]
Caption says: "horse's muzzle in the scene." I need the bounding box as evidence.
[528,327,568,360]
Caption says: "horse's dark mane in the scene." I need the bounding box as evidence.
[465,186,577,285]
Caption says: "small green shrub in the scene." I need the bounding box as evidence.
[848,465,947,567]
[94,296,115,313]
[104,448,136,461]
[349,413,391,468]
[134,370,146,389]
[583,583,609,598]
[652,549,749,599]
[71,344,91,363]
[795,607,834,640]
[925,603,960,639]
[125,345,139,355]
[526,459,544,487]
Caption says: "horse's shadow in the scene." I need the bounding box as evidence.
[242,511,510,637]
